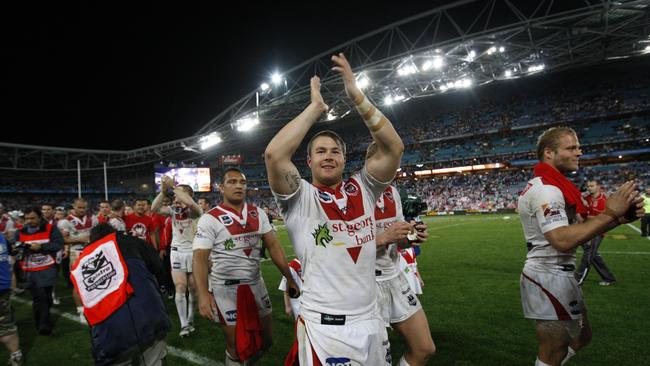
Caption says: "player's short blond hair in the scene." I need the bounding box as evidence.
[536,127,577,161]
[307,130,347,157]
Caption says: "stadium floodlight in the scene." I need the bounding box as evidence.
[235,115,260,132]
[440,84,448,91]
[487,46,497,55]
[645,45,650,51]
[467,50,477,61]
[499,46,505,53]
[393,94,405,102]
[397,62,418,76]
[422,60,433,71]
[384,95,394,105]
[260,82,270,91]
[462,78,473,88]
[504,69,513,78]
[271,72,283,85]
[356,73,371,90]
[528,64,546,73]
[199,132,222,150]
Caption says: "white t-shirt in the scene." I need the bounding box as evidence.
[273,168,389,321]
[169,207,201,251]
[518,177,575,268]
[278,258,303,319]
[374,185,405,281]
[193,203,272,283]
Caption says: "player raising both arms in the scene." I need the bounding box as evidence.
[265,53,404,366]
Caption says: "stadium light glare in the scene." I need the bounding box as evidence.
[439,84,448,91]
[235,116,260,132]
[260,82,270,91]
[499,46,505,53]
[199,132,222,150]
[271,72,283,85]
[645,45,650,51]
[384,96,394,105]
[393,94,405,102]
[462,78,473,88]
[397,63,418,76]
[356,74,371,90]
[504,70,512,78]
[618,155,623,159]
[528,64,546,73]
[487,46,497,55]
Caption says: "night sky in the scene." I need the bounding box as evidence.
[2,1,443,150]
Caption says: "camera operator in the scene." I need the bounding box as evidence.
[14,207,63,335]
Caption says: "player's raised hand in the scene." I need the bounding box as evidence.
[331,53,363,103]
[605,181,636,218]
[161,175,174,193]
[310,76,328,114]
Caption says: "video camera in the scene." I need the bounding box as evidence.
[401,194,427,222]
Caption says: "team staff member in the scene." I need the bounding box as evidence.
[0,232,23,366]
[15,207,63,335]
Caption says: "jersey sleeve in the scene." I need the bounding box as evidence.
[272,179,313,219]
[193,214,223,250]
[57,219,72,234]
[356,166,392,205]
[257,208,273,234]
[533,185,569,234]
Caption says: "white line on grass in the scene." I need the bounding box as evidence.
[11,297,223,366]
[626,223,650,240]
[599,251,650,255]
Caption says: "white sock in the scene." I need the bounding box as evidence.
[535,358,552,366]
[10,350,22,360]
[175,293,188,328]
[225,350,245,366]
[188,292,195,324]
[399,355,411,366]
[561,347,576,365]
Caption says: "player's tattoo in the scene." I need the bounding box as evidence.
[285,168,301,192]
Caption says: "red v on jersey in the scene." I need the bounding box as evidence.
[315,178,365,221]
[346,246,362,264]
[243,248,253,257]
[207,204,260,235]
[374,187,397,220]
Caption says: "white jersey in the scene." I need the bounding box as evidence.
[193,203,272,283]
[108,217,126,232]
[518,177,576,268]
[278,258,303,319]
[58,214,98,242]
[374,185,404,281]
[273,168,389,321]
[169,207,201,251]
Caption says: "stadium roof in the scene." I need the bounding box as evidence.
[2,0,649,171]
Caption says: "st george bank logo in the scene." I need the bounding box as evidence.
[311,223,333,247]
[326,358,351,366]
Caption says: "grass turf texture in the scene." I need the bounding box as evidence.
[3,215,649,365]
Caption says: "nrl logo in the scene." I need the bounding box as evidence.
[224,238,235,250]
[311,223,333,247]
[81,251,116,291]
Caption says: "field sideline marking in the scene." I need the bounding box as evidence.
[626,223,650,241]
[10,297,224,366]
[599,251,650,255]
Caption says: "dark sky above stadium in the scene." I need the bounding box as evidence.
[2,1,446,150]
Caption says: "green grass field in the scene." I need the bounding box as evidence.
[3,215,649,365]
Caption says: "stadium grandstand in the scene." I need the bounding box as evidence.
[1,1,650,365]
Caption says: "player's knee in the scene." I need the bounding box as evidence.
[412,342,436,361]
[175,283,187,293]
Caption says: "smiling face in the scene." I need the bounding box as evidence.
[308,135,346,188]
[220,170,247,206]
[544,133,582,174]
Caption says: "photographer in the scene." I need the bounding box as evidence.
[14,207,63,335]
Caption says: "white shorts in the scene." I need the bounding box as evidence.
[297,315,391,366]
[376,274,421,326]
[170,248,193,273]
[211,279,272,326]
[520,266,584,320]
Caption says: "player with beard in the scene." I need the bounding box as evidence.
[124,199,156,247]
[193,168,298,365]
[152,177,202,337]
[518,127,644,366]
[265,53,403,366]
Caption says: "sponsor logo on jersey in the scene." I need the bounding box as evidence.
[225,310,237,322]
[130,222,148,239]
[249,209,258,218]
[542,202,561,218]
[344,182,358,196]
[219,215,233,226]
[311,224,333,247]
[407,294,417,306]
[317,190,333,203]
[80,251,116,291]
[224,238,235,250]
[325,358,352,366]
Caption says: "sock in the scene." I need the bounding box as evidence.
[10,350,22,360]
[175,293,188,328]
[561,347,576,365]
[188,292,195,325]
[225,350,245,366]
[399,355,411,366]
[535,358,552,366]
